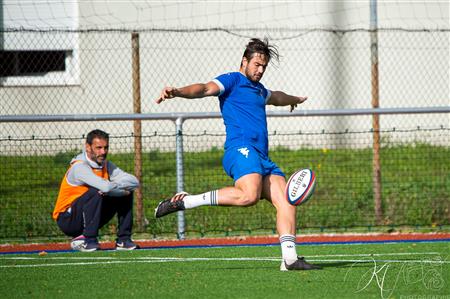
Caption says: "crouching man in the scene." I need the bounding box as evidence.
[53,129,140,252]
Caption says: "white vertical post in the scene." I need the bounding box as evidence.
[175,117,185,239]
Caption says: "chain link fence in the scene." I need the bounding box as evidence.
[1,28,449,240]
[1,28,449,135]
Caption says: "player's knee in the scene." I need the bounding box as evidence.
[271,194,289,208]
[240,193,259,207]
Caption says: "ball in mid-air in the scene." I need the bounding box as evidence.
[285,168,316,206]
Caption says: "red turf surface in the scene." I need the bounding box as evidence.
[1,232,449,253]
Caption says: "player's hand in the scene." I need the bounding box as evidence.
[290,96,308,112]
[170,191,189,202]
[156,87,178,104]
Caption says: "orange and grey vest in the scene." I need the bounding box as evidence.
[52,160,109,220]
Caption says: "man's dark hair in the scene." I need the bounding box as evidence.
[242,38,280,66]
[86,129,109,145]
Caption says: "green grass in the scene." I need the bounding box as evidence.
[0,143,449,240]
[1,242,449,298]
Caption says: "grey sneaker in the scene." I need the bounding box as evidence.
[154,198,186,218]
[70,235,99,252]
[280,256,322,271]
[116,239,140,251]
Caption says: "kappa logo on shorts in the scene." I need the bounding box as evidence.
[237,147,249,158]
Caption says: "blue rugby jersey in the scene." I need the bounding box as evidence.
[213,72,272,157]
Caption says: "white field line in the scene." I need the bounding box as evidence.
[0,251,440,261]
[306,252,441,258]
[0,253,448,269]
[1,259,449,269]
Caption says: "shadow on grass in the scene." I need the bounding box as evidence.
[314,261,374,269]
[194,261,366,271]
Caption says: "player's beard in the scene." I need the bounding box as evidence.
[244,67,263,83]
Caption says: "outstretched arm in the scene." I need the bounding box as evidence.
[267,90,308,112]
[156,81,220,104]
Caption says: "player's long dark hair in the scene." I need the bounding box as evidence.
[241,37,280,66]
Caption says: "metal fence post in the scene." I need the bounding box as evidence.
[175,117,185,239]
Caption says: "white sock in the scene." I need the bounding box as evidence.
[280,234,298,264]
[183,190,219,209]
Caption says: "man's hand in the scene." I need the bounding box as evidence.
[290,96,308,112]
[156,86,178,104]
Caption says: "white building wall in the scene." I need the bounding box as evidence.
[0,1,449,153]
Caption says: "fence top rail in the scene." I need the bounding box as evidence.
[1,106,449,123]
[2,27,449,34]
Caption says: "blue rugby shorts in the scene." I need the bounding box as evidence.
[222,145,285,181]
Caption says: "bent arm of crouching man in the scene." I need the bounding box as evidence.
[107,161,140,197]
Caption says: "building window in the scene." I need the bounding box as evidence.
[1,0,79,86]
[0,50,67,77]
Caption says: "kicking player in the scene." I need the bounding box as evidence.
[154,38,321,271]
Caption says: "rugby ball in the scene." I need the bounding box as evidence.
[285,168,316,206]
